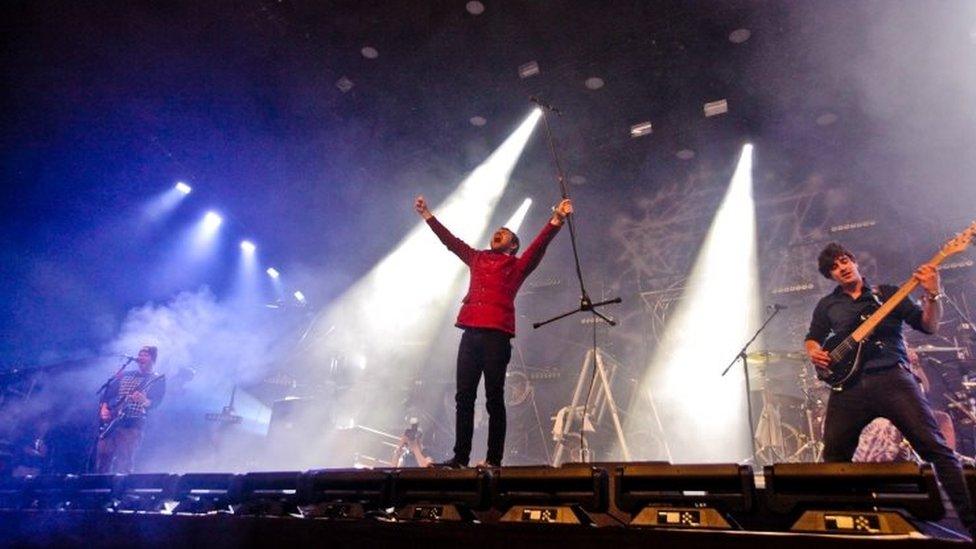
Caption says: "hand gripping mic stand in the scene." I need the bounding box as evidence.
[529,98,625,464]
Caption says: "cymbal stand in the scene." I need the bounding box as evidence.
[789,368,825,462]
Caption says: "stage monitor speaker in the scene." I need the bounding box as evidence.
[764,462,944,535]
[117,473,179,512]
[66,474,122,511]
[300,468,392,520]
[0,476,29,510]
[392,468,490,522]
[615,463,754,530]
[171,473,243,514]
[965,464,976,508]
[236,471,303,516]
[28,474,74,510]
[494,466,608,525]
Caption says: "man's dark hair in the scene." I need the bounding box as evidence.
[141,345,158,363]
[501,227,520,255]
[817,242,856,279]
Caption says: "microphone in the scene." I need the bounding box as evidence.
[768,303,788,311]
[529,96,561,115]
[121,355,138,362]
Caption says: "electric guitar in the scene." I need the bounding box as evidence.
[99,373,165,438]
[818,221,976,390]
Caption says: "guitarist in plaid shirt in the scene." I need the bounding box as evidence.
[95,345,166,473]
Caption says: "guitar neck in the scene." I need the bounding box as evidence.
[851,248,949,342]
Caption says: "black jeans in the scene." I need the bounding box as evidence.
[451,328,512,465]
[823,365,975,529]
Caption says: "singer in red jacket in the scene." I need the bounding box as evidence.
[416,195,572,467]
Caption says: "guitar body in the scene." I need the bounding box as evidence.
[98,373,165,439]
[818,333,867,390]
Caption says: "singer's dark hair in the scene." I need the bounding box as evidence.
[500,227,520,255]
[141,345,158,363]
[817,242,856,279]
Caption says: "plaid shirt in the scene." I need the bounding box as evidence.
[103,371,166,423]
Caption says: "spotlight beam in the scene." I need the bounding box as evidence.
[628,144,760,463]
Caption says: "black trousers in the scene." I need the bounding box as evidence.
[451,328,512,465]
[823,365,975,529]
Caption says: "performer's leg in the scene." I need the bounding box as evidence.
[453,330,483,465]
[882,367,976,531]
[94,435,114,474]
[822,377,874,462]
[483,332,512,466]
[113,426,143,474]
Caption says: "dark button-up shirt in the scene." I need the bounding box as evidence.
[426,216,561,336]
[805,280,931,371]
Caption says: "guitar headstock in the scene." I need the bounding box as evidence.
[941,220,976,258]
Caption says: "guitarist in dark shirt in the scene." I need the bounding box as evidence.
[804,243,975,536]
[95,346,166,474]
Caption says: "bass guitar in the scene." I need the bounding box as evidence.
[818,221,976,390]
[99,373,166,439]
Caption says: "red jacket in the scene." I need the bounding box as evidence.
[426,217,562,336]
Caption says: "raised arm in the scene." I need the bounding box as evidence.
[516,198,572,277]
[415,195,476,265]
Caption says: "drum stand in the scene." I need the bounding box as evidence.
[551,348,632,466]
[788,369,825,462]
[753,386,788,464]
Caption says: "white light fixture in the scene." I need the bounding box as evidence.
[518,61,540,79]
[703,99,728,117]
[294,291,307,304]
[360,46,379,59]
[466,1,485,15]
[240,240,256,253]
[584,77,605,90]
[729,28,751,44]
[630,121,653,138]
[266,267,280,279]
[336,76,354,93]
[202,211,223,231]
[175,182,192,195]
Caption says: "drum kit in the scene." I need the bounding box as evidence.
[751,342,976,465]
[750,350,827,465]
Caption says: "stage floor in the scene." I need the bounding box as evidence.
[0,510,969,548]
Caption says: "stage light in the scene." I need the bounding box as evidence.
[202,211,223,232]
[293,291,307,304]
[175,182,192,195]
[627,144,760,463]
[240,240,256,254]
[266,267,280,279]
[630,121,653,138]
[503,198,533,234]
[518,61,540,79]
[704,99,729,118]
[336,76,354,93]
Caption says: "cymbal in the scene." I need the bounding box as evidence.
[746,350,806,364]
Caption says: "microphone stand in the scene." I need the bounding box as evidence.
[530,97,621,464]
[96,356,134,396]
[943,293,976,340]
[530,98,621,330]
[720,305,785,466]
[87,356,133,473]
